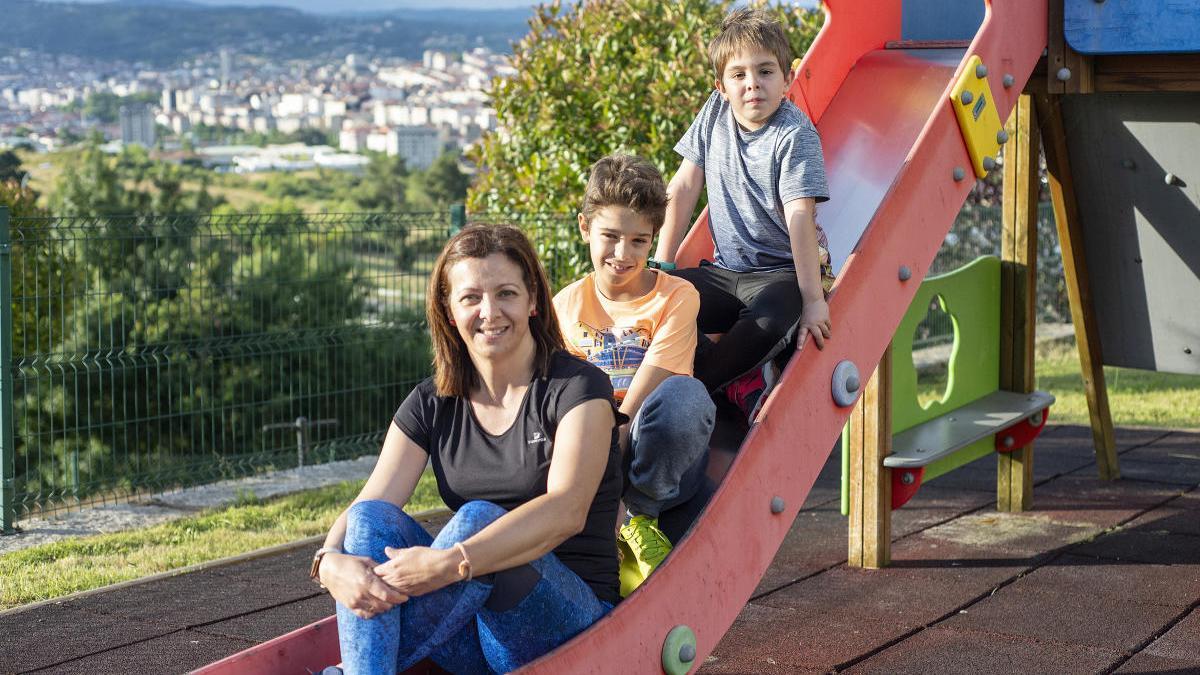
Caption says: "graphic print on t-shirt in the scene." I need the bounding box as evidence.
[567,320,653,402]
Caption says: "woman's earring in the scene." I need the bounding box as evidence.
[530,308,538,317]
[449,318,457,326]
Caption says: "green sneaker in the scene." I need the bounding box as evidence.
[616,515,672,597]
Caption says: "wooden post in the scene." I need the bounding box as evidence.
[998,95,1039,512]
[1034,94,1120,480]
[1047,0,1094,94]
[847,347,892,568]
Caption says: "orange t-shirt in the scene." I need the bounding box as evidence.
[553,271,700,403]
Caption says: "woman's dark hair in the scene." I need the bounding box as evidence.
[426,224,564,397]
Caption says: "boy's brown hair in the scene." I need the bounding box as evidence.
[580,154,669,234]
[708,7,793,80]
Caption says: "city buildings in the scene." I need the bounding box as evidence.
[0,45,512,172]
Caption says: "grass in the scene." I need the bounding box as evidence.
[915,336,1200,429]
[0,471,444,610]
[1035,338,1200,429]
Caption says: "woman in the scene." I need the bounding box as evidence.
[312,224,623,674]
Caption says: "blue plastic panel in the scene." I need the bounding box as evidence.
[902,0,983,41]
[1066,0,1200,55]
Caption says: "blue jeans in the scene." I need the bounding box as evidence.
[622,375,715,519]
[336,500,612,675]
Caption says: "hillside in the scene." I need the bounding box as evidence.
[2,0,530,64]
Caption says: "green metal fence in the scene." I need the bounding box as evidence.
[1,211,458,528]
[0,203,1066,528]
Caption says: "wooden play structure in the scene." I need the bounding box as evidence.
[843,0,1200,568]
[200,0,1199,672]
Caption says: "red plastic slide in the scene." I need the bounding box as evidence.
[197,1,1047,672]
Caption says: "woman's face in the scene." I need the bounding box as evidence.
[445,253,537,364]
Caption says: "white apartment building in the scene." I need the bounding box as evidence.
[119,103,156,147]
[364,126,440,169]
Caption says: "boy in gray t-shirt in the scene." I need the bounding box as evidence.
[656,7,833,421]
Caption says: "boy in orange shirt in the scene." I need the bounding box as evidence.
[554,154,715,597]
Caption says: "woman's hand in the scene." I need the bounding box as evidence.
[373,546,463,597]
[319,552,409,620]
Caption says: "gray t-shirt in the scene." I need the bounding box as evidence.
[675,90,829,272]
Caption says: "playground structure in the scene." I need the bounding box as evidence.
[199,0,1200,672]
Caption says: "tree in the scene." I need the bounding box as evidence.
[466,0,821,285]
[0,151,26,183]
[468,0,822,217]
[352,153,409,211]
[407,151,470,208]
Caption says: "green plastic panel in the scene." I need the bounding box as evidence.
[841,256,1001,514]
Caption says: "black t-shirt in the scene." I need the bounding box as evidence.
[393,351,623,604]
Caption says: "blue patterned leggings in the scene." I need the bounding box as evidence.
[335,500,612,674]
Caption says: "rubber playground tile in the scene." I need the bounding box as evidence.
[844,625,1124,675]
[1121,430,1200,460]
[195,594,335,643]
[1123,491,1200,536]
[703,600,916,673]
[1020,554,1200,608]
[64,565,316,628]
[1103,455,1200,486]
[1045,425,1170,452]
[941,580,1183,651]
[219,546,316,588]
[1071,528,1200,565]
[899,480,997,513]
[1030,475,1183,529]
[896,510,1098,561]
[756,562,1023,626]
[753,506,849,596]
[1139,610,1200,661]
[1116,652,1200,674]
[0,603,177,672]
[33,628,255,674]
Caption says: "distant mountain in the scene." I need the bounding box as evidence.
[3,0,531,65]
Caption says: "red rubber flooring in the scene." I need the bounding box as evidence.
[2,424,1197,674]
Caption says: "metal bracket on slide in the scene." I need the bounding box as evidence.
[996,407,1051,453]
[950,55,1006,178]
[891,466,925,510]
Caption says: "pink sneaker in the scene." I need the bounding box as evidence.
[725,361,779,422]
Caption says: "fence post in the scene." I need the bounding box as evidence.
[0,207,15,534]
[449,203,465,234]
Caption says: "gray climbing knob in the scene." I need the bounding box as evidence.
[679,644,696,663]
[1122,159,1136,170]
[982,156,997,172]
[996,129,1009,144]
[898,265,912,281]
[1028,410,1043,426]
[975,64,988,78]
[771,496,785,514]
[900,471,915,486]
[663,625,698,675]
[832,360,861,408]
[953,167,966,181]
[960,90,974,105]
[1002,74,1015,88]
[1057,67,1072,81]
[1003,436,1015,448]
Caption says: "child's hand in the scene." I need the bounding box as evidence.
[798,298,831,351]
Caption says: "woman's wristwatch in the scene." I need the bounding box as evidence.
[309,546,342,587]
